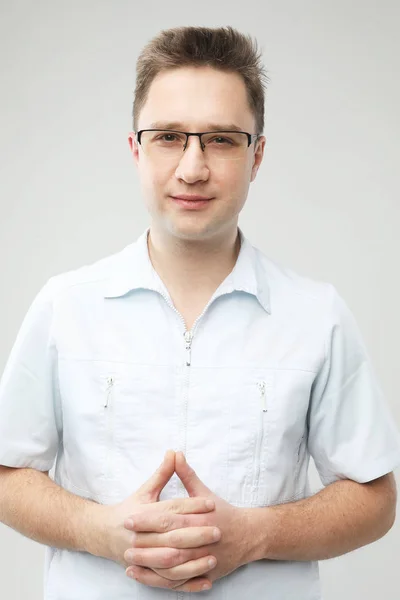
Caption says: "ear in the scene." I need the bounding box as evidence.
[128,132,140,167]
[250,135,266,182]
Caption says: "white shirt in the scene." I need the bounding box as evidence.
[1,227,400,600]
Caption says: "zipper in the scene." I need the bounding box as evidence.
[104,376,114,407]
[155,289,217,451]
[258,380,268,412]
[153,291,217,600]
[252,380,268,501]
[177,330,193,505]
[181,331,193,468]
[184,330,193,366]
[103,376,115,480]
[179,301,213,462]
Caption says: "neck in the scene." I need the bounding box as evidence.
[147,224,241,296]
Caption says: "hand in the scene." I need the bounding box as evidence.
[98,448,217,592]
[125,452,252,592]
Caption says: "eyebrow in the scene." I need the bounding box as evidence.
[147,121,245,132]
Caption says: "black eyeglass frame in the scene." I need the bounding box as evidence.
[136,129,260,151]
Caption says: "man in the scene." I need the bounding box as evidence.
[0,25,399,600]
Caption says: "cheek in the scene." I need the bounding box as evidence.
[140,165,170,195]
[214,161,251,193]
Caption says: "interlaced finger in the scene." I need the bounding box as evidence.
[132,526,221,549]
[156,497,215,514]
[124,546,210,569]
[152,554,217,581]
[126,565,212,592]
[128,511,213,533]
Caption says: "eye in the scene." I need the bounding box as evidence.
[157,133,179,142]
[211,136,232,145]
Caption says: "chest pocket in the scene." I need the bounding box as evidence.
[187,366,313,508]
[58,359,178,503]
[250,368,314,507]
[185,367,273,506]
[227,370,276,506]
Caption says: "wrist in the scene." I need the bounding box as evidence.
[241,507,271,563]
[78,501,111,559]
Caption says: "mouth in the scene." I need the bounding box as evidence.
[170,195,213,209]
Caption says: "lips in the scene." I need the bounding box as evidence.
[171,195,213,201]
[170,195,212,210]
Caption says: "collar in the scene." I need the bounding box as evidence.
[103,227,270,314]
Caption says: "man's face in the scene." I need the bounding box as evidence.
[128,66,265,242]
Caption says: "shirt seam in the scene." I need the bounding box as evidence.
[57,357,318,373]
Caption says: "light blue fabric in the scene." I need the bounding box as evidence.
[1,227,399,599]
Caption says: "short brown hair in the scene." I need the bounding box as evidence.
[133,26,268,134]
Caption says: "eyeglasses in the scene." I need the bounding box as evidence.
[136,129,260,161]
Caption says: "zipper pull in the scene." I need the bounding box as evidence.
[184,331,193,366]
[104,376,114,408]
[258,381,267,412]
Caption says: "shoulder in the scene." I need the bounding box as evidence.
[38,244,133,305]
[252,245,338,318]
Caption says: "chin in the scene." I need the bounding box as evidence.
[166,219,218,241]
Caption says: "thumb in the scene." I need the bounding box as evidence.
[135,449,175,503]
[174,451,212,497]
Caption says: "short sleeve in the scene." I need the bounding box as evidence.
[0,278,62,471]
[307,285,400,486]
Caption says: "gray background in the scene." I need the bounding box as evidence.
[0,0,399,598]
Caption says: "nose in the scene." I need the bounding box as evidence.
[174,136,210,184]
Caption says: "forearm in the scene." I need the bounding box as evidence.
[0,466,107,557]
[247,475,397,562]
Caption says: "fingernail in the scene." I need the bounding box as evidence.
[125,550,134,562]
[125,518,135,529]
[202,583,211,590]
[208,557,217,568]
[213,528,221,540]
[206,499,215,510]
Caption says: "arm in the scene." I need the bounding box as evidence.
[0,466,107,557]
[246,473,397,563]
[0,283,111,559]
[0,452,218,596]
[120,460,398,592]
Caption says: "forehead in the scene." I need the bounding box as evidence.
[138,66,255,131]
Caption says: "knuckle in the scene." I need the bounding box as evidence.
[176,548,187,563]
[160,514,171,531]
[168,531,181,546]
[161,550,176,568]
[182,516,191,528]
[166,501,180,513]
